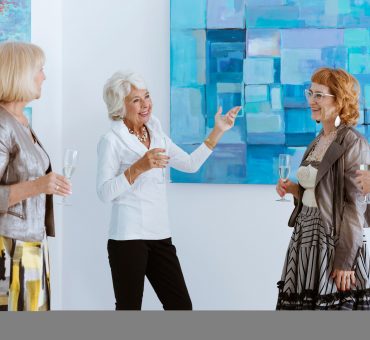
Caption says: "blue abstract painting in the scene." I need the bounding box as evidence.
[0,0,30,42]
[171,0,370,184]
[0,0,32,125]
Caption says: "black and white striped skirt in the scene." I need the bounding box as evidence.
[277,206,370,310]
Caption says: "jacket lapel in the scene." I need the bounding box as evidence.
[315,136,346,186]
[29,127,51,169]
[301,133,322,165]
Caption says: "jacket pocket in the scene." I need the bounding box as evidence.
[6,201,26,219]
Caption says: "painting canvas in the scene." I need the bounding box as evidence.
[0,0,31,125]
[0,0,30,42]
[170,0,370,184]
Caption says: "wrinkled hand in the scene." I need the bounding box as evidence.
[331,269,356,291]
[36,172,72,196]
[214,106,241,132]
[355,170,370,195]
[276,178,297,198]
[136,148,170,172]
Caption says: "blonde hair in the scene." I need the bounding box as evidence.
[0,41,45,103]
[311,68,360,126]
[103,71,147,120]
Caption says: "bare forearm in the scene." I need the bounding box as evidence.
[124,162,146,184]
[8,180,42,207]
[291,183,299,200]
[123,148,170,185]
[204,127,224,150]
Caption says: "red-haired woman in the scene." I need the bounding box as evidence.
[276,68,370,310]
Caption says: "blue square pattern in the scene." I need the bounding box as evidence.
[170,0,370,184]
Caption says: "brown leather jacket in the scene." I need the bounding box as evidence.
[288,124,369,270]
[0,107,55,241]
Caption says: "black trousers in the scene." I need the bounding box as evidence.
[107,238,192,310]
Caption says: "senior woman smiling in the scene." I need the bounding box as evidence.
[97,71,240,310]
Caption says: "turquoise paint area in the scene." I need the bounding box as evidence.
[170,0,370,184]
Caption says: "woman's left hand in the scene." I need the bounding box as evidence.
[214,106,241,132]
[331,269,356,291]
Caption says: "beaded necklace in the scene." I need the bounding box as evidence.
[124,119,148,143]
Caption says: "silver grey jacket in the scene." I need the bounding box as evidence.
[288,124,369,270]
[0,107,55,241]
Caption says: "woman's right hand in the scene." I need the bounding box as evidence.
[355,170,370,195]
[35,172,72,196]
[276,179,298,199]
[136,148,170,172]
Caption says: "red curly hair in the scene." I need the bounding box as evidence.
[311,68,360,126]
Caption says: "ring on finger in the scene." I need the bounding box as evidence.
[55,185,59,192]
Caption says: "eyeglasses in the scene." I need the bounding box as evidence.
[304,89,335,102]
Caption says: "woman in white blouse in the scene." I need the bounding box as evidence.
[97,71,240,310]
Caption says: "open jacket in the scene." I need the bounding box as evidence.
[0,107,54,242]
[288,124,369,270]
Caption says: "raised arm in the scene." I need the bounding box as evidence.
[168,106,240,173]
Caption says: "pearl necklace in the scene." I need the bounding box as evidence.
[124,120,148,143]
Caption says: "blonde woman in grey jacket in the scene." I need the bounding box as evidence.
[0,42,71,311]
[276,68,370,310]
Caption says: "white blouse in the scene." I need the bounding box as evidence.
[96,116,213,240]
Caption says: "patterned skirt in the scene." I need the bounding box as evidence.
[277,206,370,310]
[0,235,50,311]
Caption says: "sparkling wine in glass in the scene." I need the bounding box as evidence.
[276,154,291,202]
[60,149,78,206]
[157,136,168,184]
[360,150,370,204]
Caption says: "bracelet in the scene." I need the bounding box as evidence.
[128,167,132,185]
[204,137,216,150]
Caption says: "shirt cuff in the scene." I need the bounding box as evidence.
[200,142,214,155]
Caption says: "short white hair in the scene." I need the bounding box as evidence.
[103,71,147,120]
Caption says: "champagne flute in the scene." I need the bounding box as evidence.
[276,154,291,202]
[157,136,168,184]
[360,150,370,204]
[59,149,78,206]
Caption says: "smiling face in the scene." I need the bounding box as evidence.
[124,86,152,128]
[308,82,336,123]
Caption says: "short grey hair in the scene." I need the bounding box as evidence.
[103,71,147,120]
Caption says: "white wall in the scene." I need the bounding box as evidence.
[59,0,297,310]
[31,0,63,309]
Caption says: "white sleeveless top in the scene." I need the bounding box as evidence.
[297,165,318,207]
[297,130,338,208]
